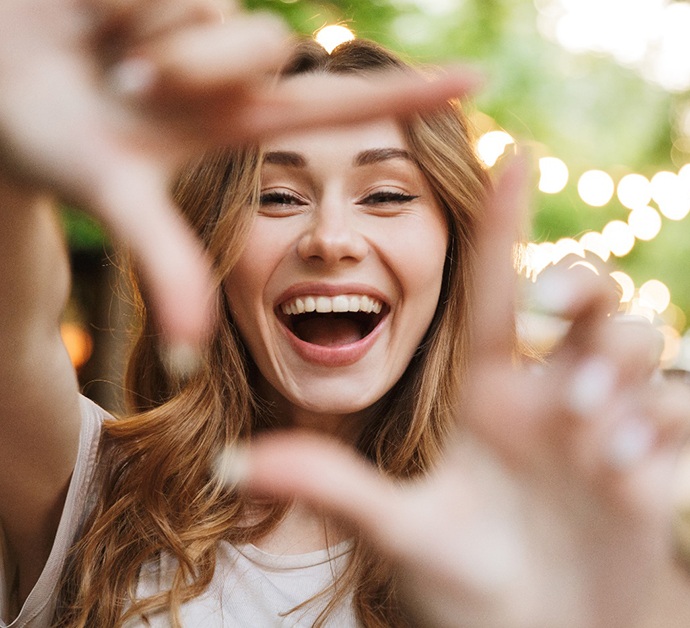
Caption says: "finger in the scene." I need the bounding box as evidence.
[541,267,620,364]
[469,155,529,361]
[94,0,231,48]
[228,68,484,143]
[88,159,215,368]
[121,14,290,97]
[219,432,407,551]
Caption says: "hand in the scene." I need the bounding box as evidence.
[0,0,479,353]
[225,159,690,627]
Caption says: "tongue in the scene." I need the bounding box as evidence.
[294,316,362,346]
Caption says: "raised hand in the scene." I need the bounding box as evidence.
[0,0,478,354]
[223,158,690,628]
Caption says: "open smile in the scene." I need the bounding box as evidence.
[278,294,388,348]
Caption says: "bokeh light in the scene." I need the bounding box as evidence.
[538,157,569,193]
[476,131,515,167]
[552,237,584,264]
[639,278,671,313]
[610,270,635,303]
[60,322,94,369]
[315,25,355,53]
[627,205,662,240]
[578,169,615,207]
[579,231,611,261]
[617,173,652,209]
[602,220,635,256]
[652,170,690,220]
[537,0,690,92]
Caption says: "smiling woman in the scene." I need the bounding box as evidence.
[46,39,488,626]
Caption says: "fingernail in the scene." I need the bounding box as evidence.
[566,357,617,418]
[109,57,157,97]
[608,418,655,470]
[214,445,250,488]
[160,342,202,380]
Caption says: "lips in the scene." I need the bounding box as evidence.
[275,289,389,365]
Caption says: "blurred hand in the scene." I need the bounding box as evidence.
[226,159,690,627]
[0,0,478,354]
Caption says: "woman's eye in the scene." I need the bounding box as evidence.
[259,191,305,207]
[362,191,419,205]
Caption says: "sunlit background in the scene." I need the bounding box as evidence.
[64,0,690,408]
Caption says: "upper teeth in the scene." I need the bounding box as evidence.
[281,295,383,315]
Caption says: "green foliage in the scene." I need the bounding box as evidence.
[60,206,107,251]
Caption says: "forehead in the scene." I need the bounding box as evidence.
[261,119,409,164]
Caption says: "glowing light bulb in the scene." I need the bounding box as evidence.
[551,237,584,264]
[652,170,690,220]
[602,220,635,257]
[578,170,615,207]
[639,279,671,313]
[627,205,662,241]
[610,271,635,303]
[476,131,515,167]
[579,231,610,261]
[315,25,355,53]
[617,173,652,210]
[538,157,569,193]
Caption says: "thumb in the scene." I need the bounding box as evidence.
[220,432,407,550]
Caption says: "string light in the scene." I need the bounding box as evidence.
[639,278,671,313]
[314,25,355,53]
[579,231,611,261]
[578,170,615,207]
[627,205,662,240]
[602,220,635,256]
[617,173,652,209]
[476,131,515,167]
[475,125,690,346]
[538,157,569,193]
[610,271,635,303]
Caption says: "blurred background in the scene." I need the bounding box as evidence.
[64,0,690,411]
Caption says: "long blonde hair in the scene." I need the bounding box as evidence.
[55,39,489,627]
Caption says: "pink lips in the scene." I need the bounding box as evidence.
[275,282,389,367]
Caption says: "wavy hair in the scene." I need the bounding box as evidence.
[54,38,489,627]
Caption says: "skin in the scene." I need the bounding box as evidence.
[225,120,448,439]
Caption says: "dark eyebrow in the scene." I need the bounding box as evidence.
[354,148,415,167]
[263,151,307,168]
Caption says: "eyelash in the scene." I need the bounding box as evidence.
[259,190,419,207]
[259,191,305,207]
[360,191,419,205]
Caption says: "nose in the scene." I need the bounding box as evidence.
[296,203,369,264]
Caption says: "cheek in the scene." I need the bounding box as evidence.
[394,218,449,304]
[223,237,270,327]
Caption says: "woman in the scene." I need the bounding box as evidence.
[54,39,489,626]
[4,2,690,627]
[0,1,480,626]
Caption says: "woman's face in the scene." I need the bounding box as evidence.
[224,119,448,435]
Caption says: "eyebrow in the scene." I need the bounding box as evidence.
[354,148,415,167]
[262,148,414,169]
[263,151,307,167]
